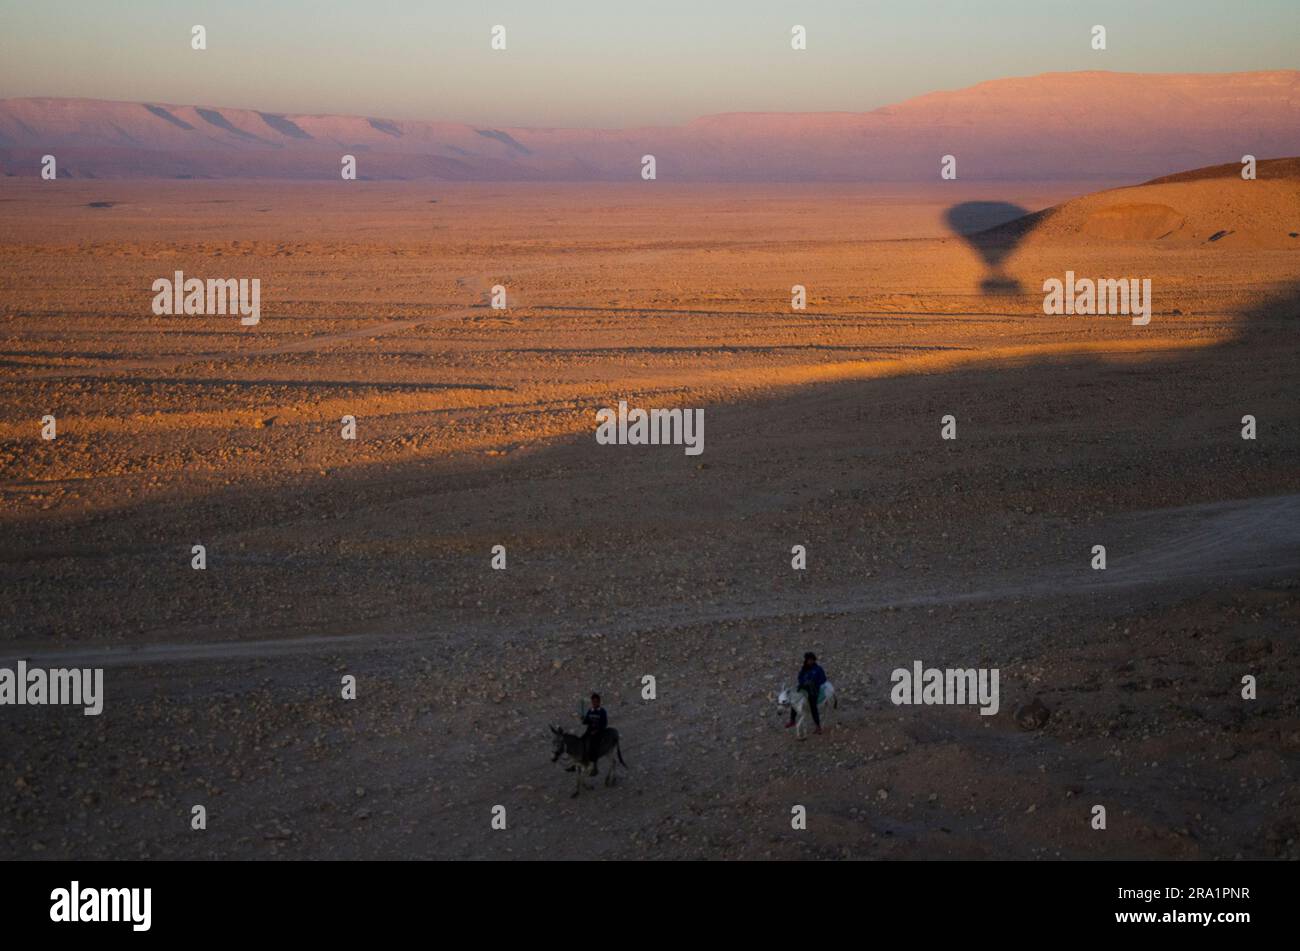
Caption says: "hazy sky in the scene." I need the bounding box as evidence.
[1,1,1295,127]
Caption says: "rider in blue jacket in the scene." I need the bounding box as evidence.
[787,652,827,733]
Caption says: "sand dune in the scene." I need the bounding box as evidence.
[987,157,1300,248]
[3,71,1299,182]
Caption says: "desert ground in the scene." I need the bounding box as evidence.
[0,172,1298,859]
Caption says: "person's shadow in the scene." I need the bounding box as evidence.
[945,201,1038,295]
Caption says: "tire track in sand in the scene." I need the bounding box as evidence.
[7,493,1297,669]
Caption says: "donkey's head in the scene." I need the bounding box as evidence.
[777,686,792,708]
[549,724,568,762]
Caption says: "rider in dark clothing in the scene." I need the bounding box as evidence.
[787,652,827,732]
[581,693,607,774]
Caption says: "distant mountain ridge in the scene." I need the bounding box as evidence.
[2,70,1298,182]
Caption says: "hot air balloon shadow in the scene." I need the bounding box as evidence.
[945,201,1033,295]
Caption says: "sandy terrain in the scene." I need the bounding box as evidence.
[0,173,1297,859]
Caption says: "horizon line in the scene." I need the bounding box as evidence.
[3,68,1297,132]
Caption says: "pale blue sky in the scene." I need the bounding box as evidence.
[0,1,1295,127]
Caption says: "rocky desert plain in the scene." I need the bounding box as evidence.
[1,80,1299,861]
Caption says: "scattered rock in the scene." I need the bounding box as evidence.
[1015,698,1051,731]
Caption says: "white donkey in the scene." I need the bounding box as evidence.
[777,681,837,739]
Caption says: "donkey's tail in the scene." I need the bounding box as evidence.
[616,740,628,768]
